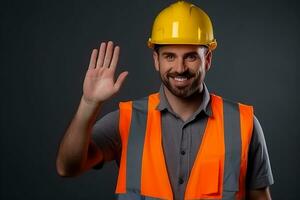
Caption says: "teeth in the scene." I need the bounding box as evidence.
[174,77,188,81]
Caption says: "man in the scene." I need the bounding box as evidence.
[56,1,274,199]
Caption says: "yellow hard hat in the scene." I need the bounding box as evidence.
[148,0,217,51]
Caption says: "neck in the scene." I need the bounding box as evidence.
[163,85,204,121]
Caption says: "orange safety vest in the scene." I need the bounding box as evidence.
[115,93,253,200]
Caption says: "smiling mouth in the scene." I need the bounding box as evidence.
[169,75,192,87]
[174,76,188,82]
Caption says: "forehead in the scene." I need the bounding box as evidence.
[158,44,206,55]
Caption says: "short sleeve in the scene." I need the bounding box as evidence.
[91,110,121,169]
[246,115,274,189]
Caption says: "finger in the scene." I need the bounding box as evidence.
[96,42,106,68]
[102,41,114,68]
[109,46,120,73]
[88,49,98,69]
[114,71,128,91]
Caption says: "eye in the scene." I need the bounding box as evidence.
[185,54,198,62]
[164,54,175,61]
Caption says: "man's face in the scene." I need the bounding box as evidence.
[153,45,212,98]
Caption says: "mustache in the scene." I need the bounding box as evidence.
[167,70,195,78]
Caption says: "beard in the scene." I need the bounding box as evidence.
[160,69,203,98]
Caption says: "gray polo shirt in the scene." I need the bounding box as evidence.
[92,84,274,200]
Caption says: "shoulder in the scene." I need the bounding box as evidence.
[93,110,120,131]
[250,115,267,147]
[119,93,159,111]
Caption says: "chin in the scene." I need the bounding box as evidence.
[168,85,199,98]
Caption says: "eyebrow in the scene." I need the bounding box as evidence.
[161,51,199,57]
[161,52,175,56]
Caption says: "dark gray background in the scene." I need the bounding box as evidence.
[1,0,299,199]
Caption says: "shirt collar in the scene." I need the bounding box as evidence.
[156,82,212,117]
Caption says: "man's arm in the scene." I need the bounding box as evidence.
[56,41,128,177]
[246,116,274,199]
[247,187,272,200]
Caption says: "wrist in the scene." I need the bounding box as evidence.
[76,96,102,122]
[81,95,102,107]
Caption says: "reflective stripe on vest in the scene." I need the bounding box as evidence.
[115,93,253,200]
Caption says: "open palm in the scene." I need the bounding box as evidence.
[83,41,128,105]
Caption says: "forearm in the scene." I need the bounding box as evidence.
[56,96,103,176]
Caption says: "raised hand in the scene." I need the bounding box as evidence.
[82,41,128,105]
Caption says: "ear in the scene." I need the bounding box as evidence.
[153,51,159,71]
[205,51,212,72]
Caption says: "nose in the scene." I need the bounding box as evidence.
[173,57,186,74]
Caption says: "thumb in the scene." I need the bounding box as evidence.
[114,71,128,92]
